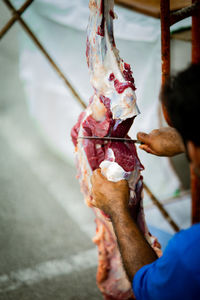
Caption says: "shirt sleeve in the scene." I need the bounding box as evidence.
[132,233,184,300]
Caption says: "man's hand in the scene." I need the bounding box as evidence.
[91,169,158,283]
[137,127,185,157]
[91,168,129,216]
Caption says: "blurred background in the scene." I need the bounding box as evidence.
[0,0,192,299]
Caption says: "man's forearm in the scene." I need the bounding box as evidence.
[111,206,158,282]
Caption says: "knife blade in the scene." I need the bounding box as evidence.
[78,136,142,144]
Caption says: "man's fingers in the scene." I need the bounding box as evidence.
[91,168,100,184]
[139,144,156,155]
[137,132,150,145]
[90,197,96,206]
[93,168,101,177]
[90,186,96,202]
[93,168,103,179]
[91,173,94,185]
[91,168,106,183]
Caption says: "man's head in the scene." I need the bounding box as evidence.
[161,63,200,176]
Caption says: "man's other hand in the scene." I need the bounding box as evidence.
[91,169,129,216]
[137,127,185,157]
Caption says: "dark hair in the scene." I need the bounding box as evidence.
[160,63,200,146]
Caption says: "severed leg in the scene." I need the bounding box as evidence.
[71,1,161,299]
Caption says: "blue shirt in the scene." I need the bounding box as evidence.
[133,224,200,300]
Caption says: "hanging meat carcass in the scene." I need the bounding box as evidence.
[71,0,161,299]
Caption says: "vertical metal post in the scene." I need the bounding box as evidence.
[160,0,170,84]
[192,0,200,63]
[191,166,200,224]
[160,0,172,125]
[191,0,200,224]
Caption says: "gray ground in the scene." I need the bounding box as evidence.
[0,3,191,300]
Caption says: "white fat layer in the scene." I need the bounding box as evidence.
[88,0,140,121]
[91,95,107,121]
[106,148,115,161]
[96,144,101,149]
[100,160,130,182]
[76,111,94,195]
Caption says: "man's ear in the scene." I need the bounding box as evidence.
[187,141,200,175]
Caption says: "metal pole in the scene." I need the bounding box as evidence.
[192,0,200,63]
[3,0,87,109]
[0,0,34,39]
[160,0,170,85]
[143,183,180,232]
[170,1,199,26]
[191,0,200,224]
[160,0,172,126]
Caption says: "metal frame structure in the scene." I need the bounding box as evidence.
[0,0,87,109]
[160,0,200,224]
[0,0,182,232]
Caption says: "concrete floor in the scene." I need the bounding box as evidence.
[0,3,191,300]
